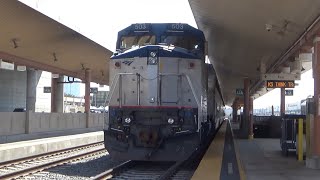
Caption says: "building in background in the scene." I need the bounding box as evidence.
[35,72,86,113]
[91,91,109,107]
[35,71,51,112]
[64,76,81,97]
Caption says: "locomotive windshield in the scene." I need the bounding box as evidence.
[160,35,200,51]
[115,24,206,59]
[120,35,156,50]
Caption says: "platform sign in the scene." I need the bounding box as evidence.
[285,90,294,96]
[43,87,51,93]
[52,73,59,78]
[261,73,300,81]
[17,65,26,71]
[90,87,98,94]
[236,88,244,96]
[0,60,14,70]
[266,80,295,88]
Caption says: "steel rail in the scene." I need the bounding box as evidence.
[0,141,103,169]
[0,148,106,179]
[91,160,133,180]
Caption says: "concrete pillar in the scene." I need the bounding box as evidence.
[249,97,254,139]
[313,37,320,157]
[26,69,37,112]
[305,36,320,169]
[51,75,64,112]
[232,103,237,122]
[242,78,250,137]
[85,69,91,128]
[280,88,285,116]
[26,69,38,134]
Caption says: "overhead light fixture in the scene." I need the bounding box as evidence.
[81,63,85,70]
[265,24,273,32]
[53,53,58,62]
[11,39,18,48]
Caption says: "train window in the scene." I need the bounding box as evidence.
[160,35,201,51]
[120,35,156,50]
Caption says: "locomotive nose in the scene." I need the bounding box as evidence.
[139,130,158,145]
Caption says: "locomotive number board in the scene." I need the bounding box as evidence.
[266,80,295,88]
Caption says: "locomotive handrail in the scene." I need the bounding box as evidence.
[103,73,136,108]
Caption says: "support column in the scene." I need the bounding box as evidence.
[85,69,91,128]
[242,78,250,138]
[26,69,37,112]
[306,36,320,169]
[249,97,254,139]
[232,103,238,122]
[51,75,64,112]
[280,88,285,116]
[313,37,320,157]
[26,69,38,134]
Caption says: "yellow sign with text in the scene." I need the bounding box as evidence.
[266,80,295,88]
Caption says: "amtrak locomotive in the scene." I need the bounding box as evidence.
[104,23,225,161]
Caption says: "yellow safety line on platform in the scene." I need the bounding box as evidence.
[191,121,226,180]
[230,122,247,180]
[298,118,303,162]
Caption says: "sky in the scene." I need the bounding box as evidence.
[19,0,197,51]
[18,0,314,108]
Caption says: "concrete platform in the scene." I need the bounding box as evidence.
[192,121,244,180]
[0,131,103,162]
[236,138,320,180]
[192,120,320,180]
[0,127,102,144]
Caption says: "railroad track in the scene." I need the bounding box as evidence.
[92,161,177,180]
[0,141,106,179]
[92,124,222,180]
[93,140,218,179]
[91,152,200,180]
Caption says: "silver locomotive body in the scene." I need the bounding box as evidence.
[104,23,223,161]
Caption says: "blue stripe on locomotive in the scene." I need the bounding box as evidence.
[111,45,202,59]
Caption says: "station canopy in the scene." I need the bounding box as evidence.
[189,0,320,105]
[0,1,112,85]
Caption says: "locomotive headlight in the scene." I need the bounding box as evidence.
[148,51,158,65]
[150,51,157,58]
[168,118,175,124]
[124,117,132,124]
